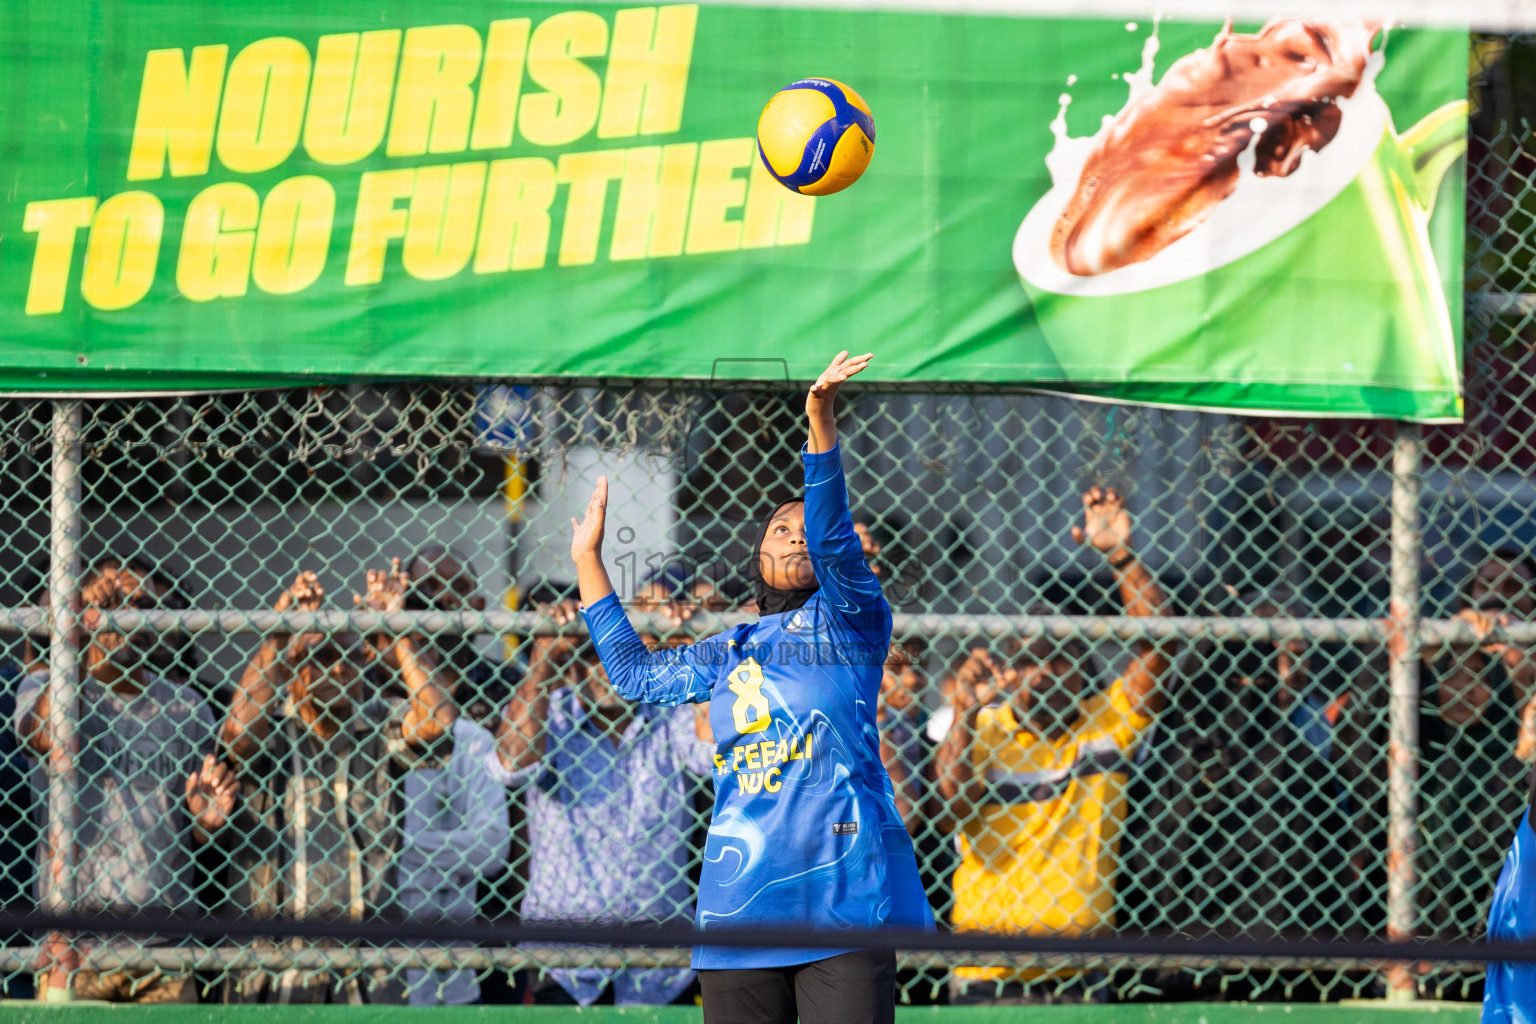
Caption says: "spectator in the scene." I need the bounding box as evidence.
[854,522,884,578]
[405,544,517,729]
[926,638,1030,746]
[631,564,730,625]
[218,566,458,1004]
[407,544,485,615]
[15,560,236,1004]
[464,578,584,1006]
[632,565,722,741]
[1115,600,1355,957]
[492,597,713,1006]
[0,655,35,1000]
[879,639,928,831]
[398,715,510,1006]
[918,643,1022,928]
[1206,614,1353,940]
[853,521,930,829]
[126,558,202,691]
[398,535,514,1008]
[933,487,1171,1005]
[1410,550,1536,934]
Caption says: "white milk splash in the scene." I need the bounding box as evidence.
[1016,21,1389,297]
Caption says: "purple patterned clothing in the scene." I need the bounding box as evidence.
[488,687,712,1005]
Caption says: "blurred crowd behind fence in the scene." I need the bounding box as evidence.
[0,32,1532,1010]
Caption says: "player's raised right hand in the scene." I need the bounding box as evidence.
[807,349,873,408]
[570,476,608,565]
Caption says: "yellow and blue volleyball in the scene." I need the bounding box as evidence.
[756,78,875,196]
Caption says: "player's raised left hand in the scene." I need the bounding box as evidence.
[571,476,608,565]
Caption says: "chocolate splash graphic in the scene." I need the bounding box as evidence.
[1051,18,1381,277]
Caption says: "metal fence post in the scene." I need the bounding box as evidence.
[1386,418,1422,1001]
[43,400,82,1000]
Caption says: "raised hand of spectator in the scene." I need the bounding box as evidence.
[186,753,238,840]
[653,595,697,630]
[1455,606,1505,648]
[1071,485,1134,560]
[356,558,410,664]
[78,563,145,634]
[75,563,157,686]
[81,565,123,610]
[1073,485,1170,715]
[951,647,1004,712]
[357,559,409,613]
[273,570,324,645]
[631,585,698,644]
[354,559,456,743]
[880,665,914,714]
[949,649,985,713]
[225,576,324,761]
[274,570,324,613]
[545,598,581,627]
[1457,606,1536,709]
[498,600,584,772]
[532,599,583,668]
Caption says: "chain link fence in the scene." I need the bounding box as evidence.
[0,32,1530,1009]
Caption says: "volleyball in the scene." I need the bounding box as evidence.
[755,78,876,196]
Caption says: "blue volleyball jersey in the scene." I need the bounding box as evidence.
[584,443,934,969]
[1485,806,1536,1023]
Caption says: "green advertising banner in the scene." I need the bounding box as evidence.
[0,2,1468,419]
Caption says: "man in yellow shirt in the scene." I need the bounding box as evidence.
[934,486,1171,1004]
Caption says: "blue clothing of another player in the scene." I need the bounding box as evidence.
[567,351,933,995]
[1485,775,1536,1024]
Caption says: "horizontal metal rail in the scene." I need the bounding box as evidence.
[0,944,1492,975]
[0,607,1530,645]
[0,909,1529,973]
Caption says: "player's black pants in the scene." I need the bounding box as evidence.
[698,950,896,1024]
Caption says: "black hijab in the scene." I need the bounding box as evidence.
[749,498,817,617]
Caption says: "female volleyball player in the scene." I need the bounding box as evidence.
[569,350,933,1024]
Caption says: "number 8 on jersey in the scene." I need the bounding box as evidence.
[727,658,772,734]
